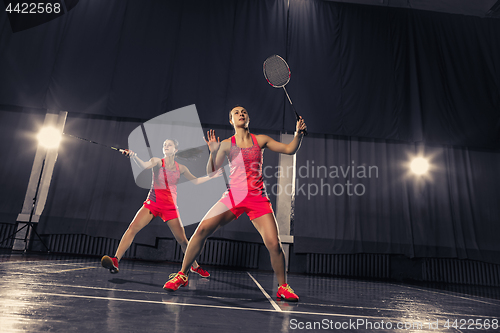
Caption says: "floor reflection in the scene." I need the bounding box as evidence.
[0,252,498,333]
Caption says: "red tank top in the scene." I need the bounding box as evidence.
[227,134,266,196]
[147,159,180,206]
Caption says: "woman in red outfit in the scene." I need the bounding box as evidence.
[164,106,306,301]
[101,139,216,278]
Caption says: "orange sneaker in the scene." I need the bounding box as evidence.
[277,283,299,302]
[190,266,210,278]
[101,255,119,274]
[163,271,188,291]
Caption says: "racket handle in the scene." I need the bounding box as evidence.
[294,112,308,136]
[119,149,137,158]
[291,108,308,136]
[283,87,308,136]
[111,147,126,153]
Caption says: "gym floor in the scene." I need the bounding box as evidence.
[0,252,499,333]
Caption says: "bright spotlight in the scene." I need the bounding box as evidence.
[410,157,429,175]
[37,127,62,149]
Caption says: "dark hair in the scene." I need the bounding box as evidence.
[177,147,204,160]
[164,138,203,160]
[229,105,246,121]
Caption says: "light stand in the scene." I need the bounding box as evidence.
[1,157,51,253]
[1,124,64,253]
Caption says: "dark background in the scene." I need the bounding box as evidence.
[1,0,499,265]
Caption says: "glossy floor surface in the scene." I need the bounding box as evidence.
[1,252,499,333]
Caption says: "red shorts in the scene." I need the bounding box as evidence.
[219,191,273,220]
[143,199,179,222]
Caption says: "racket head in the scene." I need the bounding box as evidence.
[263,55,290,88]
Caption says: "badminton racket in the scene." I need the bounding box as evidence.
[63,133,126,153]
[263,54,307,136]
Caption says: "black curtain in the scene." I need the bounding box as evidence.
[0,0,288,130]
[293,134,500,264]
[286,1,500,146]
[1,0,500,262]
[1,0,499,146]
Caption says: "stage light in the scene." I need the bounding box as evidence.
[37,126,62,149]
[410,157,429,175]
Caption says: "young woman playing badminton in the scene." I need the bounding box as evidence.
[101,139,217,278]
[164,106,307,301]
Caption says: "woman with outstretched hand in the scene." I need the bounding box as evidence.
[101,139,218,278]
[163,106,306,301]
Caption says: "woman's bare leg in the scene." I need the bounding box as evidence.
[114,206,154,260]
[252,213,286,286]
[166,217,201,269]
[179,202,236,275]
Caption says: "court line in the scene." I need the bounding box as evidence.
[19,281,500,319]
[41,292,499,322]
[40,292,392,320]
[246,272,281,311]
[0,261,180,275]
[48,267,98,273]
[0,261,96,267]
[27,282,166,295]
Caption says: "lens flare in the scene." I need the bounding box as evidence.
[410,157,429,175]
[37,127,62,149]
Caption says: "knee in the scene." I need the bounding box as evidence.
[193,224,214,240]
[195,220,212,236]
[177,239,188,248]
[171,231,188,245]
[266,239,282,255]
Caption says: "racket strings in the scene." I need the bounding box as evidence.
[264,56,290,87]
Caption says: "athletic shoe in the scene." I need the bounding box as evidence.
[277,283,299,302]
[163,271,188,291]
[101,255,119,274]
[190,266,210,278]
